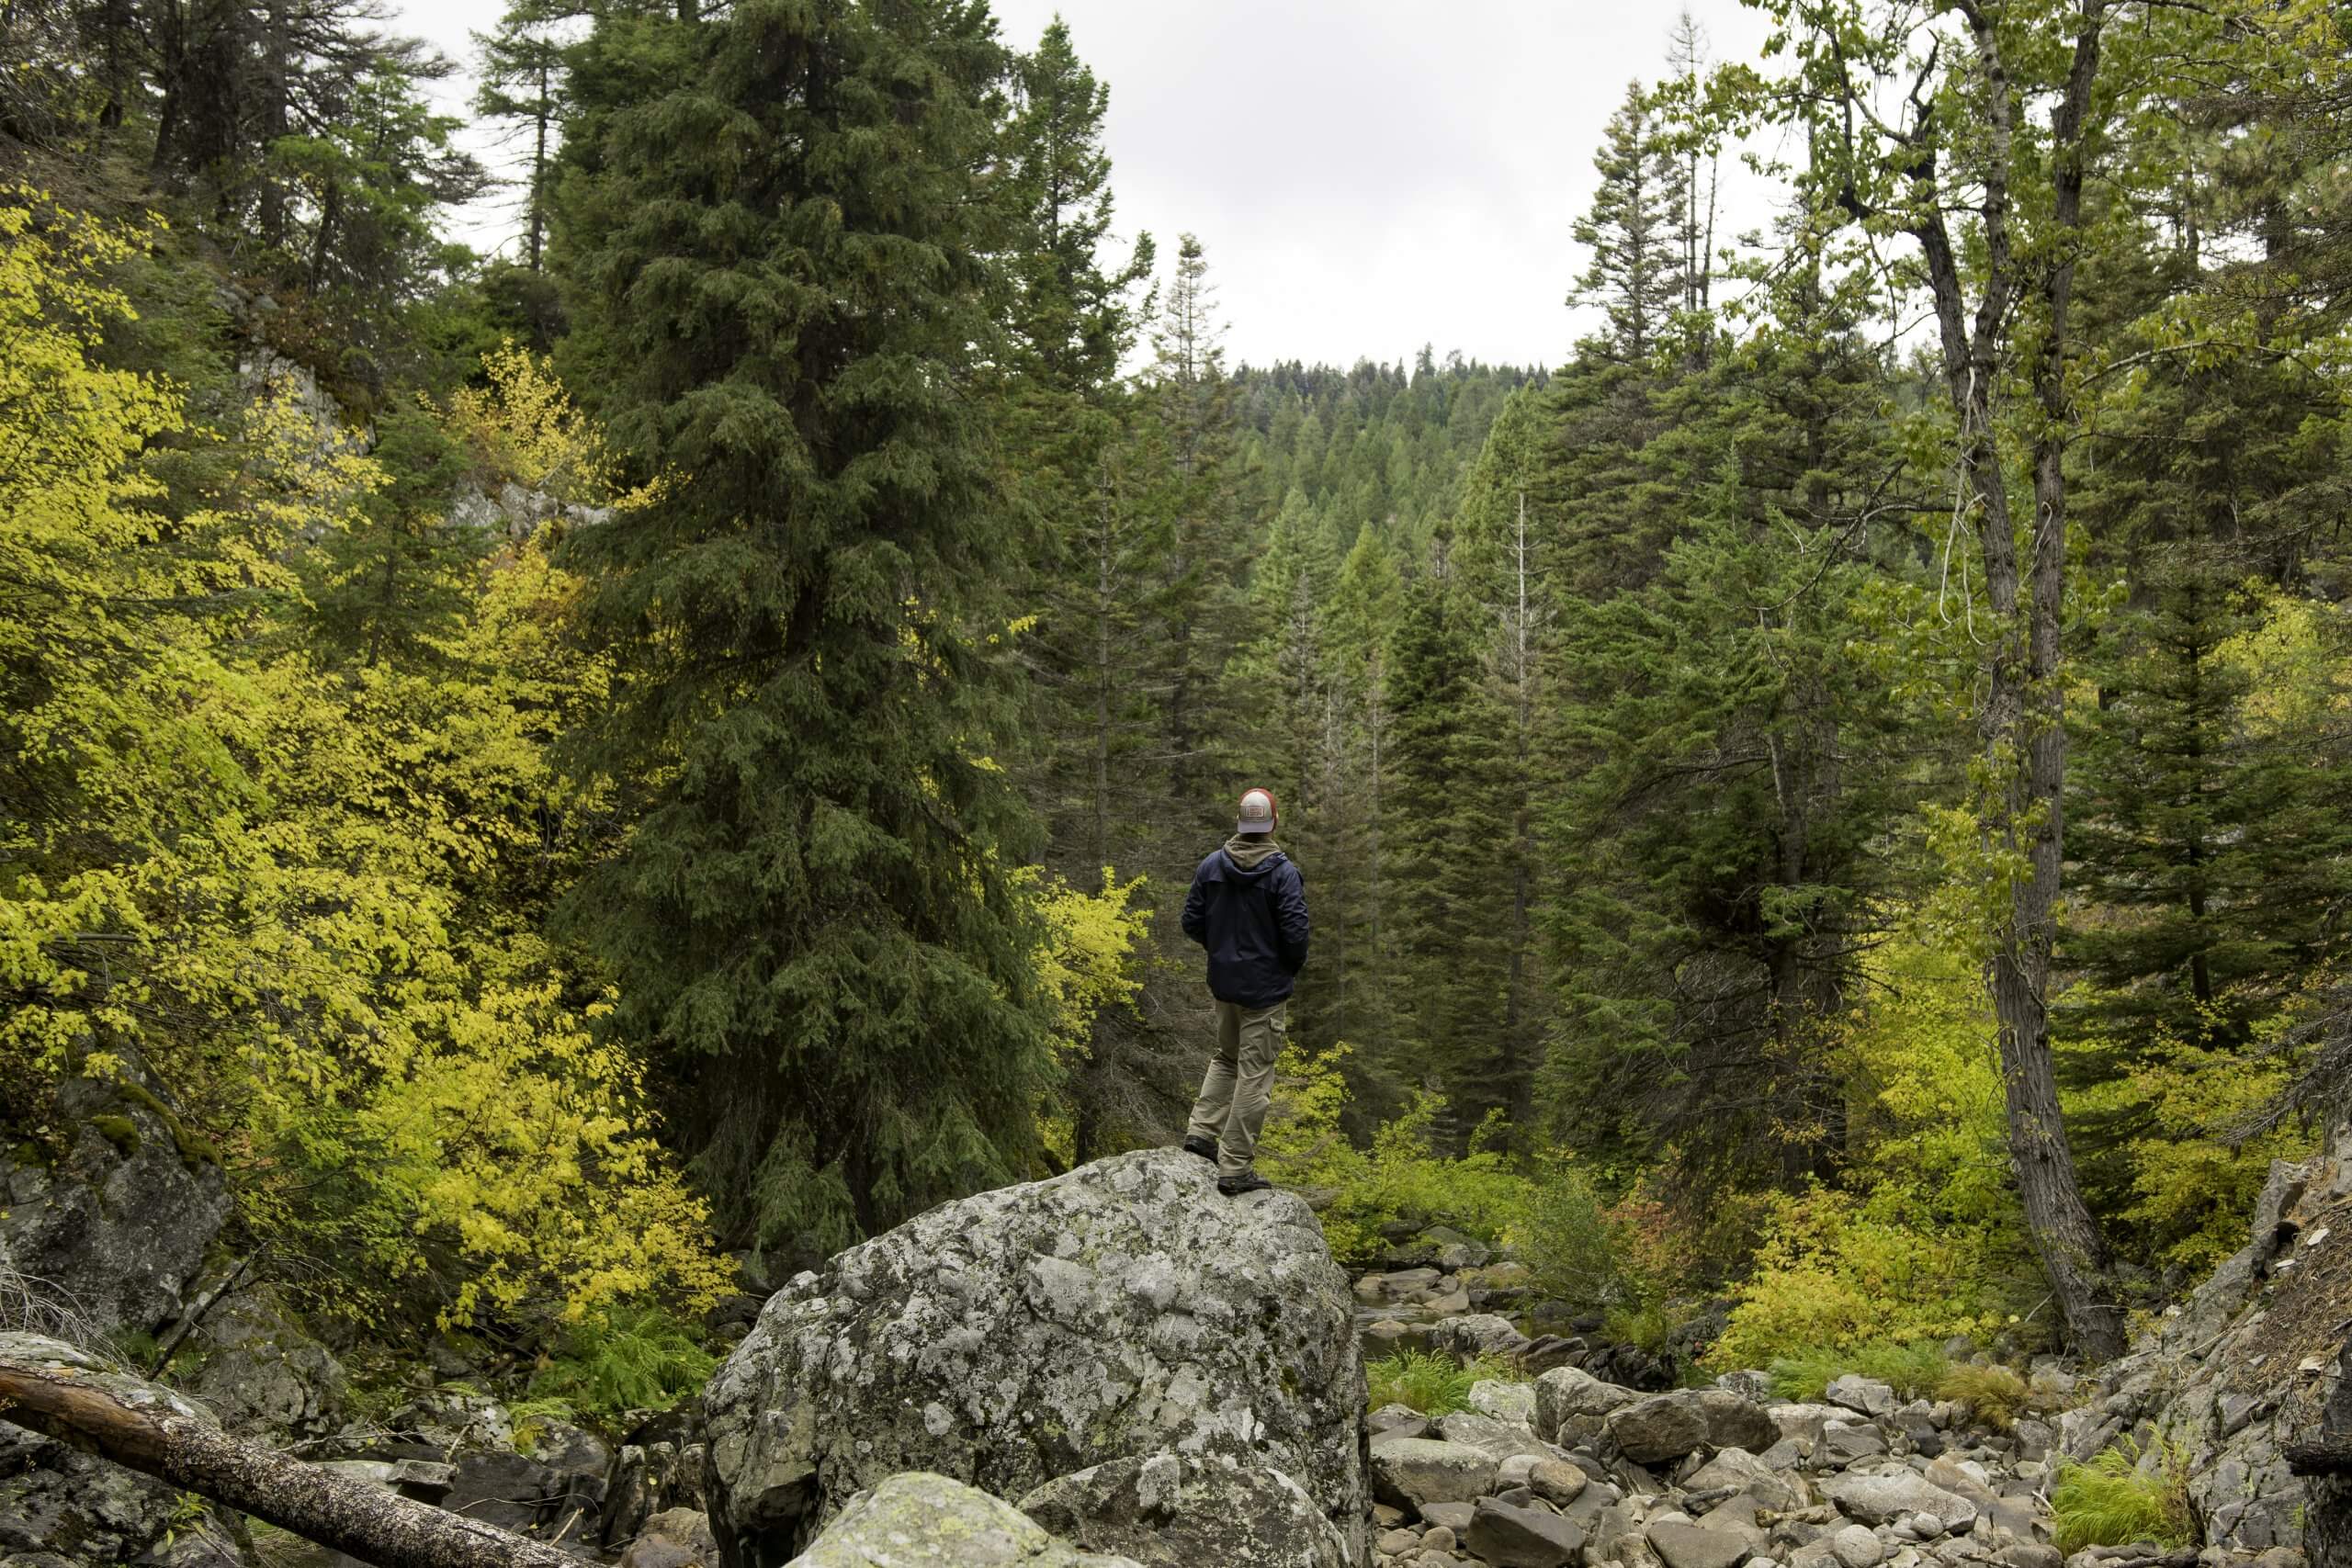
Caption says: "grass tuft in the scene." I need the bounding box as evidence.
[2052,1438,2196,1552]
[1764,1339,1951,1403]
[1937,1363,2032,1430]
[1366,1348,1520,1416]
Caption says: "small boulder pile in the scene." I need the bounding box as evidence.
[1356,1265,1598,1381]
[1369,1364,2073,1568]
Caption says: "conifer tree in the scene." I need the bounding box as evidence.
[1381,558,1511,1134]
[557,0,1046,1246]
[475,0,575,271]
[1148,233,1246,828]
[1570,81,1688,363]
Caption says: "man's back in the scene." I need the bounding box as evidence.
[1182,835,1310,1010]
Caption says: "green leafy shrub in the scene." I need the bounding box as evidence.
[527,1305,716,1423]
[1938,1363,2032,1430]
[1259,1046,1525,1260]
[1604,1301,1675,1356]
[1518,1156,1636,1312]
[1365,1349,1521,1416]
[1261,1045,1631,1311]
[2052,1439,2195,1551]
[1707,934,2046,1376]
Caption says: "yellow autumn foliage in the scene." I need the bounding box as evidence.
[0,189,726,1335]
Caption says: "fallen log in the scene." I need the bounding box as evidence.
[0,1334,577,1568]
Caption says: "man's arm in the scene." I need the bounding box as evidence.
[1275,861,1310,975]
[1182,860,1210,947]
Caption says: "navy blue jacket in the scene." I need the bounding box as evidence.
[1182,842,1310,1008]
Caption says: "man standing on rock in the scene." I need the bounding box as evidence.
[1180,786,1310,1197]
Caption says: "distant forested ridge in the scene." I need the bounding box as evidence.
[3,0,2349,1397]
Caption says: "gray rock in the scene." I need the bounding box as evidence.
[1435,1410,1554,1463]
[0,1064,230,1338]
[1687,1449,1803,1512]
[619,1508,718,1568]
[788,1473,1141,1567]
[183,1290,346,1441]
[1427,1312,1532,1361]
[1825,1378,1898,1419]
[1372,1440,1502,1511]
[1371,1404,1432,1438]
[1650,1521,1754,1568]
[1994,1549,2061,1568]
[1421,1501,1479,1533]
[703,1151,1365,1564]
[1831,1526,1885,1568]
[1471,1381,1542,1427]
[1531,1459,1590,1507]
[1825,1472,1977,1533]
[1822,1425,1890,1465]
[1692,1391,1783,1454]
[1018,1451,1349,1568]
[1770,1404,1840,1446]
[1468,1497,1588,1568]
[1607,1393,1712,1465]
[1537,1366,1639,1445]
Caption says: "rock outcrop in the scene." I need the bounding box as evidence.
[704,1148,1368,1566]
[2065,1131,2352,1559]
[1019,1452,1351,1568]
[0,1062,229,1340]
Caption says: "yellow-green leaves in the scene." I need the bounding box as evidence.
[2,194,724,1339]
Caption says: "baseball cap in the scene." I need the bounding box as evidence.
[1236,788,1278,834]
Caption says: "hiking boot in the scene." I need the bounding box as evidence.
[1217,1170,1272,1197]
[1182,1135,1217,1163]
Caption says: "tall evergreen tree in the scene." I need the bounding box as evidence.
[1380,558,1511,1134]
[557,0,1046,1247]
[1570,81,1688,363]
[475,0,575,271]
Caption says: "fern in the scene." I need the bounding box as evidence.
[528,1306,717,1423]
[1366,1349,1520,1416]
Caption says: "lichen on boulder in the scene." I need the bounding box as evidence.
[702,1148,1369,1567]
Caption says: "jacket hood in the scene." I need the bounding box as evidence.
[1222,835,1285,871]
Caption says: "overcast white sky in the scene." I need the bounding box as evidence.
[397,0,1781,369]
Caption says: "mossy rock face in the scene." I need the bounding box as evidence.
[106,1077,221,1169]
[90,1114,141,1156]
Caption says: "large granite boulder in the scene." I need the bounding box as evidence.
[1017,1452,1349,1568]
[703,1149,1367,1567]
[0,1061,229,1339]
[0,1336,255,1568]
[787,1473,1140,1568]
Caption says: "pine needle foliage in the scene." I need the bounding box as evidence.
[555,0,1051,1247]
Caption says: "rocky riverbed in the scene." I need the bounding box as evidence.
[6,1133,2350,1568]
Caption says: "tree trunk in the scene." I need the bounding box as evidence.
[0,1348,580,1568]
[1886,0,2124,1360]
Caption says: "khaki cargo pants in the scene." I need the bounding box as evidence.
[1185,998,1287,1179]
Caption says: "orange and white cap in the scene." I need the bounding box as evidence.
[1236,787,1279,834]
